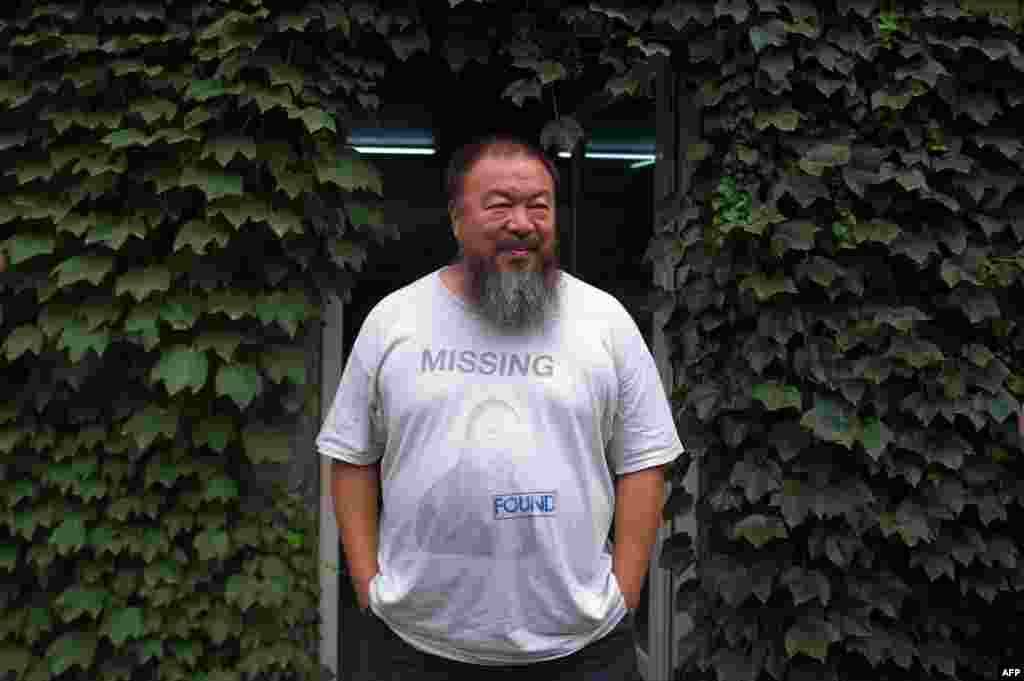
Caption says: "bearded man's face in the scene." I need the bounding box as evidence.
[449,154,562,331]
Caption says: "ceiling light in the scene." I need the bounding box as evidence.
[351,146,436,155]
[558,151,656,161]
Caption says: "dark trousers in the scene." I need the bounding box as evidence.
[360,609,642,681]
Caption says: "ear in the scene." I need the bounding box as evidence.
[449,205,461,240]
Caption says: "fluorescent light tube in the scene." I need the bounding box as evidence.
[557,151,656,161]
[352,146,436,155]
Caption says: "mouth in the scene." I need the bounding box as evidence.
[503,249,532,257]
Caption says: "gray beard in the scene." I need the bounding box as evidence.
[454,246,561,332]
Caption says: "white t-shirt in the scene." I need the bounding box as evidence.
[316,266,684,665]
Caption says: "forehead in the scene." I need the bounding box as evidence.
[464,154,554,196]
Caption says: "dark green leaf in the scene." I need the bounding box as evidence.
[660,532,695,574]
[663,486,694,520]
[180,166,244,201]
[46,632,99,676]
[502,78,542,107]
[186,79,227,101]
[800,396,857,449]
[733,514,789,548]
[765,421,811,460]
[750,21,786,52]
[730,458,782,503]
[104,607,145,646]
[151,345,209,396]
[120,404,179,452]
[1,233,56,264]
[215,364,263,410]
[784,615,839,662]
[241,425,292,464]
[780,566,831,605]
[772,479,812,527]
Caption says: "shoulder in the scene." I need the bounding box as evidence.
[559,271,640,335]
[359,268,440,330]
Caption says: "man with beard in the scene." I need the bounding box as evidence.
[317,133,684,680]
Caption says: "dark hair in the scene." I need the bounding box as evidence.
[445,134,560,216]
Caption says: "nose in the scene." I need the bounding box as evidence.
[506,204,534,235]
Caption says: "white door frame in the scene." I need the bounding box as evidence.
[319,293,344,680]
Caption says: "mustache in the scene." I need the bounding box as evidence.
[497,241,538,251]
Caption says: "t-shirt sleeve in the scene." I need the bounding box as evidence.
[606,305,685,476]
[316,313,386,466]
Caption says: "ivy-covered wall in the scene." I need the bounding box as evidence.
[649,2,1024,679]
[0,2,404,679]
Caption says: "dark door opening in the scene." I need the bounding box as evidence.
[333,45,658,681]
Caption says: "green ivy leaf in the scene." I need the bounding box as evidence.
[752,382,802,411]
[537,60,567,84]
[260,346,307,385]
[104,607,145,646]
[286,106,337,134]
[194,528,231,561]
[225,574,259,611]
[245,83,294,114]
[773,479,813,527]
[202,476,239,503]
[151,345,209,396]
[181,166,244,200]
[502,77,543,107]
[885,336,945,369]
[137,638,164,664]
[1,232,56,264]
[754,108,802,131]
[0,644,32,677]
[216,364,264,410]
[780,566,831,606]
[878,507,933,546]
[784,616,839,661]
[195,331,243,363]
[82,215,148,246]
[798,143,851,176]
[988,395,1016,423]
[316,156,383,194]
[130,97,177,124]
[770,220,819,256]
[4,324,45,361]
[730,459,782,504]
[49,513,88,555]
[859,416,893,460]
[800,396,858,449]
[51,255,116,288]
[58,319,112,362]
[850,219,902,245]
[207,289,253,321]
[159,294,203,331]
[201,136,260,166]
[242,425,293,464]
[115,266,172,302]
[739,272,799,302]
[253,289,315,338]
[733,514,789,548]
[750,21,787,52]
[120,404,180,452]
[46,631,99,676]
[186,79,227,101]
[100,129,154,149]
[55,586,110,621]
[192,415,236,454]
